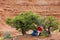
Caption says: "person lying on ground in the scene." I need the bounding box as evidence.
[33,23,43,36]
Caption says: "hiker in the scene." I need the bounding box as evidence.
[37,26,43,36]
[33,23,43,36]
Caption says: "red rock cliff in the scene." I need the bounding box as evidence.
[0,0,60,36]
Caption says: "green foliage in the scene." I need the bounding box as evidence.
[2,32,11,40]
[6,11,43,34]
[40,31,48,37]
[43,16,58,31]
[6,11,59,35]
[51,20,58,31]
[6,18,12,25]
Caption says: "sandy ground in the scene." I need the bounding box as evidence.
[7,30,60,40]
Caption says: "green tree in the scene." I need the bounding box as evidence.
[43,16,59,35]
[6,11,43,35]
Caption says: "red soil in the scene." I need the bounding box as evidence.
[0,0,60,39]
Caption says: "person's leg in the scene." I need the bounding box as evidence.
[37,31,40,36]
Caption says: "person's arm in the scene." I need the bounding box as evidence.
[33,23,38,28]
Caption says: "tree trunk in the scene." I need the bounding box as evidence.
[21,27,26,35]
[48,27,51,35]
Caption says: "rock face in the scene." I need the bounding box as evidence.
[0,0,60,19]
[0,0,60,36]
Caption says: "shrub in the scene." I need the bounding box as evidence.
[6,11,43,35]
[6,11,59,36]
[43,16,59,35]
[2,32,11,40]
[40,31,48,37]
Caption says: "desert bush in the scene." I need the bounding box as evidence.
[6,11,59,36]
[2,32,11,40]
[6,11,43,35]
[43,16,59,35]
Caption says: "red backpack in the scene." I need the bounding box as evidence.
[37,26,42,31]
